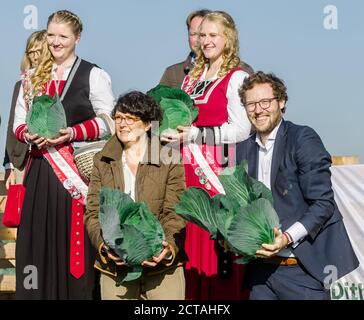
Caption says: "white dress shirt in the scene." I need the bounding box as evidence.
[122,153,136,201]
[256,120,308,256]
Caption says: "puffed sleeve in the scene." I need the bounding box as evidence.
[219,70,251,143]
[89,67,115,137]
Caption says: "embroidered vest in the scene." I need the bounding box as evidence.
[44,59,97,127]
[182,67,242,127]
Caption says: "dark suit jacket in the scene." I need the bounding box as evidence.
[3,81,28,169]
[236,119,358,283]
[159,53,193,88]
[159,52,254,88]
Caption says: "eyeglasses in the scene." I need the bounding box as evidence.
[27,49,41,57]
[113,114,141,125]
[245,97,278,112]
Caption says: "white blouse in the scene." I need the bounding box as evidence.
[188,66,251,144]
[122,153,136,201]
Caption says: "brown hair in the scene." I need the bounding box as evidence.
[186,9,211,30]
[239,71,288,113]
[190,11,240,80]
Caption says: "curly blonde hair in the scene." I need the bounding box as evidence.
[29,33,53,96]
[190,11,241,80]
[21,31,53,98]
[20,30,47,72]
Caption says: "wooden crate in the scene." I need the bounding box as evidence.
[332,155,360,166]
[0,275,16,293]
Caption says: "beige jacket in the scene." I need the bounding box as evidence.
[85,135,187,277]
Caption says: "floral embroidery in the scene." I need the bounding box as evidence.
[21,70,34,111]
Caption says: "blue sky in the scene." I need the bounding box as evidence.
[1,0,363,168]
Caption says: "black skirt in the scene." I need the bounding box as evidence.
[15,155,96,299]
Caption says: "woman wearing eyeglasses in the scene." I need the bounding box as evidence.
[85,91,186,300]
[13,10,114,300]
[3,30,47,190]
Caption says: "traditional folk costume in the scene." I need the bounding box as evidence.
[181,65,251,300]
[13,57,114,299]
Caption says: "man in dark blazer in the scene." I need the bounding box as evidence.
[159,9,254,88]
[236,71,359,299]
[159,9,211,88]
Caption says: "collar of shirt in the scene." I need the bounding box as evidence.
[201,64,218,81]
[255,119,283,190]
[255,119,283,152]
[52,56,77,80]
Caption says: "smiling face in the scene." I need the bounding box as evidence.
[199,19,226,64]
[114,112,151,145]
[245,83,285,142]
[47,21,79,64]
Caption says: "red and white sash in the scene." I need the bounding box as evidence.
[41,144,87,279]
[182,143,226,195]
[181,67,227,196]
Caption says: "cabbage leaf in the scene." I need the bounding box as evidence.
[176,161,281,264]
[99,187,165,283]
[147,84,198,134]
[26,93,67,139]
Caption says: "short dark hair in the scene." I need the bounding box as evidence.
[239,71,288,113]
[186,9,211,29]
[112,91,163,124]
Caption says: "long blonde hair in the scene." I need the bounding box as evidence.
[20,30,47,72]
[21,30,54,99]
[190,11,241,80]
[29,32,53,96]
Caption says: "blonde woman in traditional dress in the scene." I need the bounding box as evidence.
[162,11,251,300]
[4,30,47,189]
[13,10,114,299]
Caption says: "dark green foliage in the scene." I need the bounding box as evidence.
[99,188,133,251]
[218,163,255,207]
[99,187,165,282]
[26,93,67,139]
[147,84,198,134]
[175,188,223,239]
[176,161,281,264]
[223,198,279,264]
